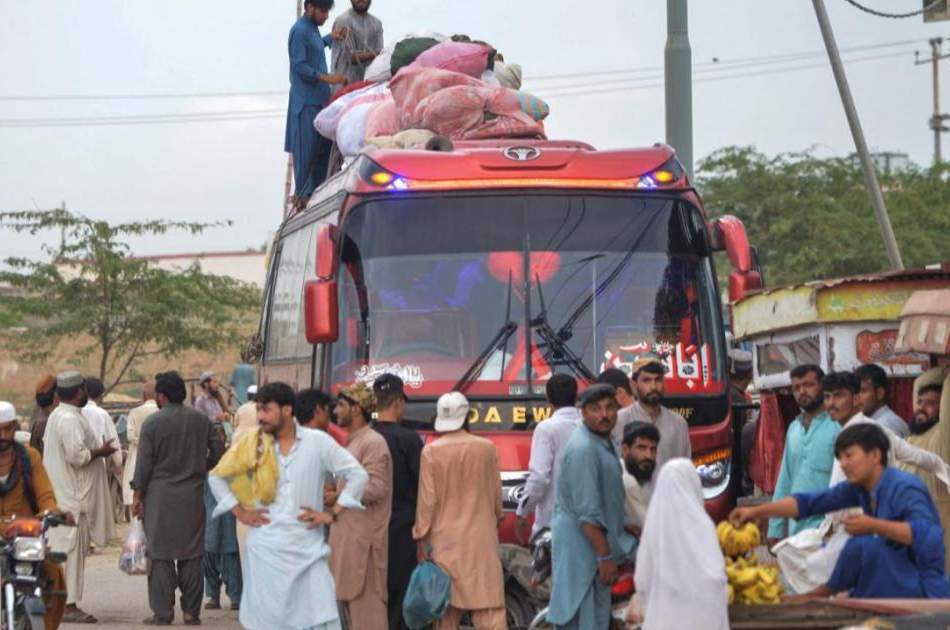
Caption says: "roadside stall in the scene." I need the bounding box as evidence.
[731,265,950,495]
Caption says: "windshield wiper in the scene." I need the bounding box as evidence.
[453,271,517,394]
[532,274,596,381]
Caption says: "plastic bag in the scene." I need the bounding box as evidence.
[119,518,150,575]
[337,101,375,157]
[403,560,451,629]
[314,82,388,140]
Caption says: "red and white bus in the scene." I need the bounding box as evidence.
[257,139,762,533]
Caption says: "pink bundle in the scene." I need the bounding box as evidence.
[410,41,493,78]
[389,66,483,128]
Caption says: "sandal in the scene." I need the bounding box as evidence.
[183,615,202,626]
[142,616,172,626]
[62,609,98,624]
[204,599,221,610]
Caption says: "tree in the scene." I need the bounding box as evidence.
[0,207,262,393]
[698,147,950,286]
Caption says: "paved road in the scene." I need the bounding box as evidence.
[63,524,241,629]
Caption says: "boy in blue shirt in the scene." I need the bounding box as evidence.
[731,423,950,599]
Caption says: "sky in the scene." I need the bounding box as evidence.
[0,0,946,261]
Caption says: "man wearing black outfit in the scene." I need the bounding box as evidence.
[372,374,423,630]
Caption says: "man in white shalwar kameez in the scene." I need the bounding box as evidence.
[43,371,119,624]
[210,382,367,630]
[81,377,122,547]
[774,371,950,593]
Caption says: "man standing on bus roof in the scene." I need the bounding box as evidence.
[516,374,581,543]
[286,0,348,211]
[611,355,691,470]
[371,374,423,630]
[767,364,840,548]
[331,0,384,87]
[855,364,910,438]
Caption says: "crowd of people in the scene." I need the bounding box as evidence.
[3,348,948,629]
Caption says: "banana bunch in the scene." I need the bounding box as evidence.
[723,554,783,605]
[716,521,761,558]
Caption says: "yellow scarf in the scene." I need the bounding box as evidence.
[211,427,278,508]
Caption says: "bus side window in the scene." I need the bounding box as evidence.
[265,225,316,361]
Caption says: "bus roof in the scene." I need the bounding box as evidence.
[302,140,692,213]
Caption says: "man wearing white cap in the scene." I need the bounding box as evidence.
[413,392,507,629]
[43,371,119,624]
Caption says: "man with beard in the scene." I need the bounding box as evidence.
[767,364,840,548]
[210,382,368,630]
[775,372,950,593]
[132,371,225,625]
[194,372,242,612]
[327,383,392,629]
[901,369,950,572]
[855,363,910,437]
[331,0,384,86]
[286,0,347,210]
[44,371,118,624]
[611,355,690,469]
[516,373,581,543]
[0,402,68,629]
[620,421,660,539]
[548,384,634,630]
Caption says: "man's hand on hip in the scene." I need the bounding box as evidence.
[233,505,270,528]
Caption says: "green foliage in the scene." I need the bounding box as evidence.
[697,147,950,286]
[0,207,262,392]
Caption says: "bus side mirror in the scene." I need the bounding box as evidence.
[708,215,762,302]
[304,280,339,343]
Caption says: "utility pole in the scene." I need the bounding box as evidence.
[812,0,904,271]
[665,0,693,179]
[915,38,950,165]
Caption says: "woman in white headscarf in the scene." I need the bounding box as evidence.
[627,458,730,630]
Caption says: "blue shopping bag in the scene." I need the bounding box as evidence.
[402,560,451,629]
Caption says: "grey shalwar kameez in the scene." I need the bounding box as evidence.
[131,403,225,623]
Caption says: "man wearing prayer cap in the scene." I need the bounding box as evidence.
[329,382,392,629]
[413,392,507,629]
[43,371,119,624]
[611,354,692,470]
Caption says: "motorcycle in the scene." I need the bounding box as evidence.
[527,529,634,630]
[0,512,68,630]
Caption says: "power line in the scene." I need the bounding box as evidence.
[0,37,935,102]
[525,36,927,82]
[842,0,944,19]
[536,49,913,99]
[0,45,923,126]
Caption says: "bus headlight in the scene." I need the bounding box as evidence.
[694,450,731,499]
[13,537,45,562]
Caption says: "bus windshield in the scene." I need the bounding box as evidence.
[333,193,725,399]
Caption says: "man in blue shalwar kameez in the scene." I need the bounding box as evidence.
[286,0,346,209]
[548,384,635,629]
[732,423,950,600]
